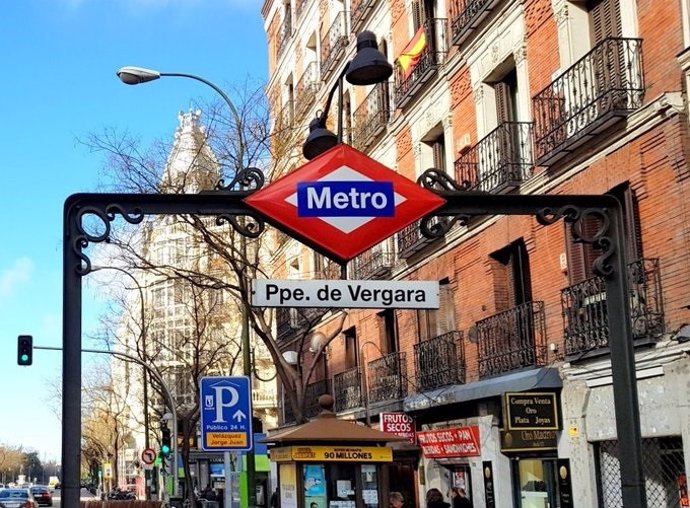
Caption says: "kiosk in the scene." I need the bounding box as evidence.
[262,395,406,508]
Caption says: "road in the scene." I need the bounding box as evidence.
[52,488,99,507]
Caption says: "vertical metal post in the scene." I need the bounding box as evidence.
[62,204,82,508]
[143,369,151,500]
[606,205,647,507]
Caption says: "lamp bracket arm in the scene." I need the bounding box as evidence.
[320,62,351,128]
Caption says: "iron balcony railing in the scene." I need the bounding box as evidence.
[295,62,319,121]
[351,244,395,280]
[295,0,309,21]
[252,388,277,409]
[477,301,547,378]
[283,378,331,424]
[561,258,664,358]
[395,18,448,109]
[334,366,363,412]
[367,351,408,404]
[276,18,293,58]
[321,12,349,80]
[449,0,502,46]
[315,261,341,279]
[454,122,534,193]
[414,330,465,392]
[352,83,390,152]
[351,0,376,33]
[397,217,447,258]
[533,38,644,166]
[276,307,330,340]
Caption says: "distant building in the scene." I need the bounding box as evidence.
[262,0,690,506]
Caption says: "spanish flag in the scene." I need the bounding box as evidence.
[397,26,427,79]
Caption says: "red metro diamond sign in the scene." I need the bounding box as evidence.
[245,145,446,262]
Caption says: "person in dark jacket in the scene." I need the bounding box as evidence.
[425,488,450,508]
[451,487,472,508]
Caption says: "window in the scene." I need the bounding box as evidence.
[343,327,357,368]
[417,279,456,341]
[377,309,398,354]
[490,239,532,310]
[420,124,448,174]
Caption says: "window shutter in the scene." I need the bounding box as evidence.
[412,0,423,31]
[432,137,446,172]
[494,81,512,124]
[589,0,622,42]
[565,218,600,284]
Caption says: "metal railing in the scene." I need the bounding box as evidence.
[476,301,547,378]
[295,0,310,21]
[276,19,293,58]
[315,261,341,279]
[351,83,390,152]
[533,38,644,165]
[367,351,408,404]
[295,62,319,121]
[351,0,376,33]
[351,244,395,279]
[321,12,349,79]
[395,18,448,109]
[454,122,534,193]
[276,307,330,340]
[561,258,664,358]
[414,330,465,392]
[283,378,331,424]
[334,366,363,411]
[449,0,501,46]
[397,217,447,258]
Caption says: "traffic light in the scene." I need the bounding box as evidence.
[17,335,33,366]
[161,426,171,457]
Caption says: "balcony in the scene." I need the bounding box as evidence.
[334,366,363,412]
[276,19,294,58]
[414,330,465,392]
[295,62,319,121]
[351,0,376,34]
[253,388,277,409]
[397,217,447,258]
[477,301,547,378]
[321,12,349,80]
[351,83,390,152]
[561,258,664,359]
[395,18,448,109]
[283,378,331,424]
[351,244,395,280]
[454,122,534,193]
[449,0,502,47]
[276,307,330,340]
[533,38,644,166]
[295,0,309,21]
[367,351,407,404]
[315,259,342,279]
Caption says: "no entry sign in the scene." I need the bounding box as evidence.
[244,145,446,261]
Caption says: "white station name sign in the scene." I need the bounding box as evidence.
[252,279,439,309]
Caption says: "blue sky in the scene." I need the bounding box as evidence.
[0,0,267,465]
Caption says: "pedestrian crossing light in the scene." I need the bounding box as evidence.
[17,335,33,366]
[161,426,171,457]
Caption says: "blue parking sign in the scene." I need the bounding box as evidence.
[200,376,253,451]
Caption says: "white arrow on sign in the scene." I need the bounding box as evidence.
[141,447,156,465]
[233,409,247,422]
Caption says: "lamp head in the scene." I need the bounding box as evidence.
[117,66,162,85]
[302,117,338,160]
[346,31,393,86]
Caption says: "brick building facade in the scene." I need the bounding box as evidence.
[261,0,690,505]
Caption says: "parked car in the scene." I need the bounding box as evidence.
[29,487,51,507]
[0,488,37,508]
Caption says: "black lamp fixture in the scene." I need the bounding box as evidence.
[303,31,393,160]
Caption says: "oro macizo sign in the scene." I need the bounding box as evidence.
[244,145,446,262]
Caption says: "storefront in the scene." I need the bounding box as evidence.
[263,395,406,508]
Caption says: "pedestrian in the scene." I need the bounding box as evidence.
[270,487,280,508]
[389,491,405,508]
[450,487,472,508]
[425,488,450,508]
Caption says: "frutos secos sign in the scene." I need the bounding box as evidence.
[380,412,416,444]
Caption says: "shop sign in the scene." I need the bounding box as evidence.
[505,392,559,430]
[482,461,496,508]
[500,429,558,453]
[269,445,393,462]
[557,459,574,508]
[416,426,481,458]
[380,412,416,444]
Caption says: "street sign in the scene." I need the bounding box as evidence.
[244,145,446,262]
[252,279,439,309]
[141,447,156,465]
[200,376,253,452]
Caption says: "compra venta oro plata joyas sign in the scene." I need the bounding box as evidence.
[244,144,446,262]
